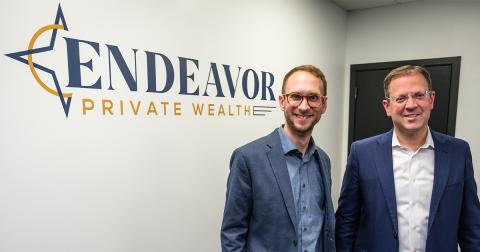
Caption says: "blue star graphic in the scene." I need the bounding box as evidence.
[5,4,72,117]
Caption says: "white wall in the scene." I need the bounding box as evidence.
[0,1,347,251]
[3,1,479,251]
[342,1,480,194]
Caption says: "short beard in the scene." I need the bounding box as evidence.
[284,111,318,137]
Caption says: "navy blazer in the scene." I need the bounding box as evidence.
[221,129,336,252]
[335,129,480,252]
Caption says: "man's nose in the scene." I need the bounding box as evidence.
[404,96,418,109]
[298,97,311,110]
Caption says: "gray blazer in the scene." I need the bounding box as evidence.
[221,129,336,252]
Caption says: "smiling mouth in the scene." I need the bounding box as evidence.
[295,113,312,119]
[404,113,420,118]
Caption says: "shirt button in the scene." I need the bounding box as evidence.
[302,184,306,188]
[303,227,307,231]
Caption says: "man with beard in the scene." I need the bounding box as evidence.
[221,65,336,252]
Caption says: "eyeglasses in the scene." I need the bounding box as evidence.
[283,92,326,108]
[386,90,433,104]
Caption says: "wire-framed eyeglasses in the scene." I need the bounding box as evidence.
[386,90,433,104]
[283,92,326,108]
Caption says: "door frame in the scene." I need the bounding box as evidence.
[348,56,461,150]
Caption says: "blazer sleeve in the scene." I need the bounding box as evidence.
[458,143,480,251]
[220,149,252,252]
[335,142,361,251]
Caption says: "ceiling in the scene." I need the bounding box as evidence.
[332,0,480,11]
[331,0,420,11]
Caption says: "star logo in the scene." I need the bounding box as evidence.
[5,4,73,117]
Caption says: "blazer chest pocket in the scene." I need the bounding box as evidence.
[445,180,463,190]
[443,181,464,205]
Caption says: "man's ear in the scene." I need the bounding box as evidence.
[320,97,327,114]
[382,99,391,117]
[429,90,436,109]
[279,95,285,112]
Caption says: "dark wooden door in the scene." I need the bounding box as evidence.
[348,57,461,151]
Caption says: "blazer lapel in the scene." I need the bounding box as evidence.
[374,130,399,235]
[315,151,335,240]
[428,132,450,231]
[316,152,332,210]
[266,132,298,234]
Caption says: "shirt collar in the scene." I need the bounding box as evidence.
[277,126,317,157]
[392,127,435,149]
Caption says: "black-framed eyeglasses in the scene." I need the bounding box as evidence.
[386,90,433,104]
[283,92,326,108]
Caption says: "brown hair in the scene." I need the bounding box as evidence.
[282,65,327,95]
[383,65,432,98]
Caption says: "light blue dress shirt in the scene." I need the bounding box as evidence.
[278,127,325,252]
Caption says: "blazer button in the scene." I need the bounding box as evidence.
[293,240,297,247]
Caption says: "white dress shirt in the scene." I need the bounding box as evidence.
[392,128,435,252]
